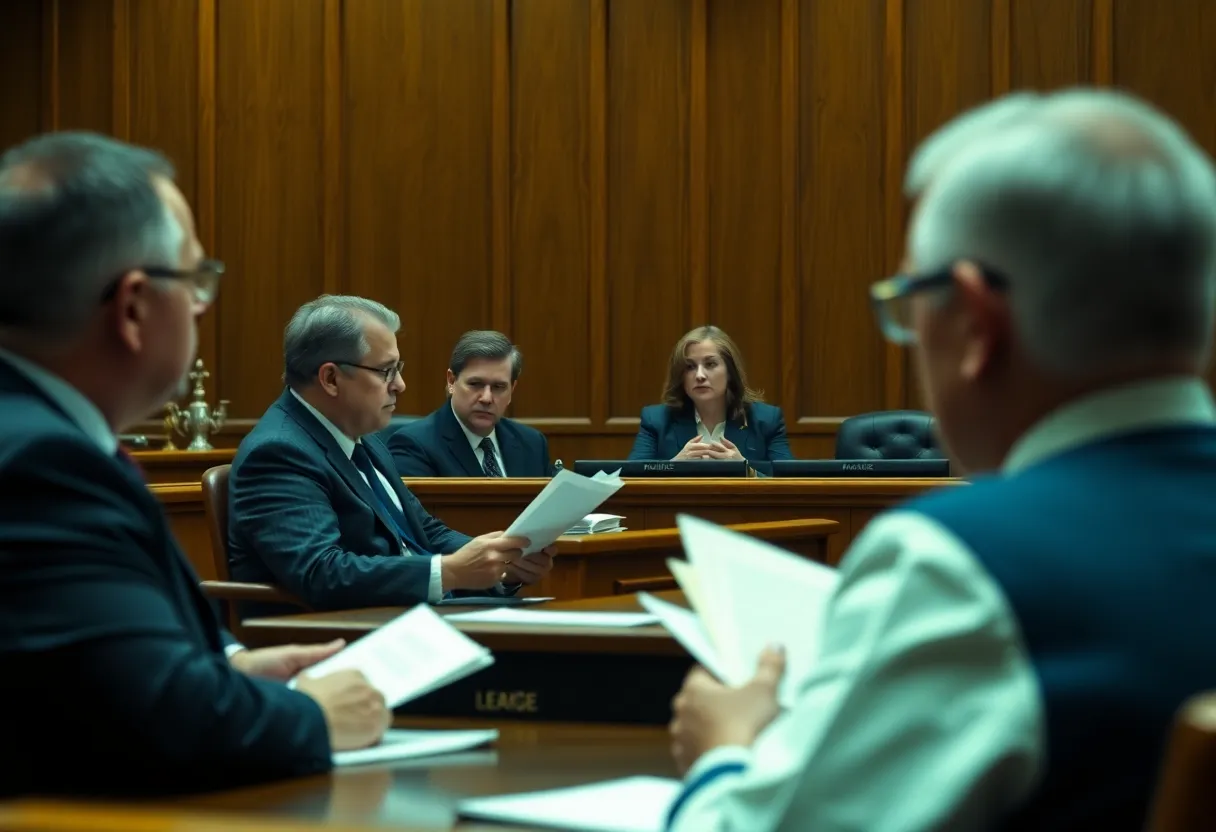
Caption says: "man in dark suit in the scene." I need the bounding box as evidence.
[228,300,555,612]
[388,330,554,478]
[0,133,388,798]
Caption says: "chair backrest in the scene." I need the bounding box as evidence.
[834,409,942,460]
[375,413,421,445]
[200,464,232,582]
[1147,691,1216,832]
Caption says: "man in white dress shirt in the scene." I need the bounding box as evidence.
[666,88,1216,830]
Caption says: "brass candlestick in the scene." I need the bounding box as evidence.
[164,359,229,451]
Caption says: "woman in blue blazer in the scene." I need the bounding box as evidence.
[628,325,793,463]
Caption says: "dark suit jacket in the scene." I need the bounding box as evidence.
[0,359,329,799]
[627,401,794,462]
[228,390,475,612]
[388,400,555,478]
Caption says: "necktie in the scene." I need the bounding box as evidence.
[350,443,429,555]
[479,437,503,477]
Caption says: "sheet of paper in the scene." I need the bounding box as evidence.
[444,608,659,628]
[297,604,493,707]
[507,468,625,554]
[666,557,706,614]
[458,776,680,832]
[334,729,498,768]
[637,592,725,680]
[676,514,841,706]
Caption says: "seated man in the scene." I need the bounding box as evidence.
[388,330,554,478]
[0,132,388,798]
[666,90,1216,829]
[228,296,555,612]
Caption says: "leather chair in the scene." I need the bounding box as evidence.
[1147,691,1216,831]
[834,410,942,460]
[199,464,305,636]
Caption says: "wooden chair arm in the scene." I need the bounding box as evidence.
[199,580,303,607]
[613,575,678,595]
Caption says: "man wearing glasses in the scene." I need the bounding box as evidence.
[663,88,1216,829]
[227,295,554,613]
[0,133,389,797]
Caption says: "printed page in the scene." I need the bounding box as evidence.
[298,605,493,707]
[637,592,725,680]
[459,776,681,832]
[334,728,499,768]
[506,469,625,554]
[665,558,706,615]
[444,608,658,628]
[676,514,840,706]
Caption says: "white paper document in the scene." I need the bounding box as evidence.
[458,776,681,832]
[444,608,659,628]
[296,604,493,708]
[333,728,498,768]
[567,512,626,535]
[643,514,841,706]
[506,468,625,554]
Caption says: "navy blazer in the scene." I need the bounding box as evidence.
[388,401,554,478]
[627,401,794,462]
[0,359,329,798]
[228,390,474,613]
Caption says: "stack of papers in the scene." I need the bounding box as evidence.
[444,608,658,628]
[333,728,498,768]
[458,776,681,832]
[638,514,840,706]
[295,604,494,707]
[566,512,626,535]
[507,469,625,555]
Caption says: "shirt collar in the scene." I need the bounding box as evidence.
[0,346,117,454]
[290,389,359,458]
[451,400,498,452]
[1003,376,1216,474]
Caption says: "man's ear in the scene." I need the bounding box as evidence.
[316,362,341,397]
[445,369,456,392]
[953,260,1009,381]
[110,271,152,354]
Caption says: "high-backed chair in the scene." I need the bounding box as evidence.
[834,410,942,460]
[1147,691,1216,831]
[199,464,305,635]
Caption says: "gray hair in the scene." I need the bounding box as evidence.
[905,92,1042,198]
[283,294,401,389]
[449,330,522,381]
[0,131,183,337]
[910,87,1216,377]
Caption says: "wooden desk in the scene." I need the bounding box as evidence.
[155,477,955,580]
[131,449,233,485]
[0,720,672,831]
[245,593,691,724]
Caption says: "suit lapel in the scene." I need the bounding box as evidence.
[439,401,484,476]
[364,438,430,544]
[497,422,525,477]
[278,390,401,542]
[725,421,755,455]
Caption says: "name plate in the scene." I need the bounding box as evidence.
[395,651,694,724]
[572,460,753,478]
[770,459,950,477]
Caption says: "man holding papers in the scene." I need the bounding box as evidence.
[664,89,1216,830]
[228,295,556,612]
[0,133,389,797]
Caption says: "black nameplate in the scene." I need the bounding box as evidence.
[771,459,950,477]
[395,650,693,725]
[572,460,752,478]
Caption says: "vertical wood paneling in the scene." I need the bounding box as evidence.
[882,0,906,410]
[1092,0,1113,85]
[111,0,130,139]
[343,0,493,416]
[0,1,45,148]
[510,0,592,420]
[588,0,609,426]
[706,0,782,404]
[321,0,343,298]
[989,0,1010,96]
[54,0,114,132]
[688,0,708,327]
[214,0,326,414]
[491,0,511,336]
[41,0,59,131]
[1010,0,1093,89]
[196,0,217,377]
[606,0,689,420]
[778,0,800,418]
[800,0,887,418]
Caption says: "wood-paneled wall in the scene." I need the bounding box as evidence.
[2,0,1214,461]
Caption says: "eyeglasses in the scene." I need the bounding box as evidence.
[100,259,226,308]
[869,265,1009,345]
[335,360,405,384]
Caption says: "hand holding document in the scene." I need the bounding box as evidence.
[506,468,625,555]
[459,776,681,832]
[638,514,841,706]
[296,604,493,708]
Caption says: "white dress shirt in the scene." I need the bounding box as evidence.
[670,376,1216,832]
[453,401,508,475]
[290,390,444,603]
[0,346,248,657]
[695,411,727,444]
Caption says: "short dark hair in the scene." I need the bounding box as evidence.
[0,131,180,335]
[449,330,522,381]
